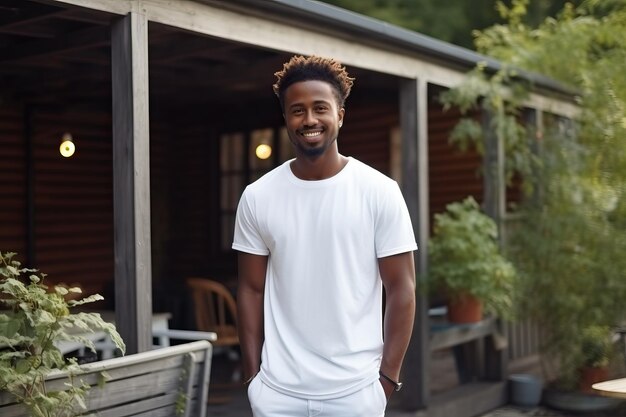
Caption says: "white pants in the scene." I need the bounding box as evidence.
[247,377,387,417]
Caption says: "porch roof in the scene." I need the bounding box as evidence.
[213,0,577,99]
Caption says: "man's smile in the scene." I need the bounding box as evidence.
[300,130,324,142]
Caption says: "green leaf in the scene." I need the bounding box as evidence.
[97,371,111,389]
[15,359,31,374]
[67,294,104,306]
[54,286,68,296]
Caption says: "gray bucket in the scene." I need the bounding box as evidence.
[509,374,543,407]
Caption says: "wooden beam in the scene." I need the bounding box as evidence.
[45,0,577,117]
[430,318,497,351]
[399,78,430,411]
[149,54,285,90]
[0,25,109,63]
[149,35,244,64]
[111,11,152,354]
[0,1,62,29]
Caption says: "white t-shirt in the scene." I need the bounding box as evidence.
[233,157,417,399]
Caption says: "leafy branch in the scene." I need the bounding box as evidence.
[0,252,125,417]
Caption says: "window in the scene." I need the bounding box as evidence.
[219,127,294,250]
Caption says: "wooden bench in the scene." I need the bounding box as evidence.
[0,340,213,417]
[427,313,508,417]
[431,316,504,382]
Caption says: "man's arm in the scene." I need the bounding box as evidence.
[237,252,268,382]
[378,251,416,398]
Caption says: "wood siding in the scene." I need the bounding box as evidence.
[0,107,27,260]
[0,105,114,300]
[428,106,483,218]
[340,104,398,175]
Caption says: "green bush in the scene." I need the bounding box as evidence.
[427,197,517,319]
[0,252,125,417]
[580,325,613,369]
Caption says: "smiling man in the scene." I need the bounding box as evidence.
[233,55,417,417]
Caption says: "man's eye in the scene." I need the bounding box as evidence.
[292,108,304,115]
[315,106,328,112]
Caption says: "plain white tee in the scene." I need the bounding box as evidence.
[233,157,417,399]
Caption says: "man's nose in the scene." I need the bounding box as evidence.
[303,109,318,126]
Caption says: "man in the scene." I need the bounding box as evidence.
[233,55,417,416]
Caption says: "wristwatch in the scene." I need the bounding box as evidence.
[379,371,403,392]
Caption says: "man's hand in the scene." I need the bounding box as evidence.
[379,376,395,400]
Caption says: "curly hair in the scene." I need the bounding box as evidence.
[273,55,355,110]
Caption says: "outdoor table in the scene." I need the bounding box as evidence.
[592,377,626,399]
[57,310,216,358]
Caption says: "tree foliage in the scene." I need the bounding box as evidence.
[319,0,583,49]
[442,0,626,388]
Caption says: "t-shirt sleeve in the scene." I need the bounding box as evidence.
[375,181,418,258]
[232,188,270,256]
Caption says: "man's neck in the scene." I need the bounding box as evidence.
[290,152,349,181]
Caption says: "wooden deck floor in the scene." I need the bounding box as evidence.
[205,350,626,417]
[205,349,506,417]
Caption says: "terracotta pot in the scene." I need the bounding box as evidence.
[447,293,483,323]
[578,366,609,393]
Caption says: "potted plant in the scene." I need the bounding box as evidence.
[427,196,517,323]
[578,325,613,393]
[0,251,125,417]
[542,324,620,414]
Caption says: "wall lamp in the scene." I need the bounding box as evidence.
[59,132,75,158]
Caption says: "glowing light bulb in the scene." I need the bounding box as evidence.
[59,133,75,158]
[255,144,272,160]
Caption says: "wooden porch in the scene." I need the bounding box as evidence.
[0,0,577,415]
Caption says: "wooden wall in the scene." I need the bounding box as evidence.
[340,103,398,175]
[0,102,182,312]
[428,105,483,217]
[0,105,114,301]
[0,107,27,261]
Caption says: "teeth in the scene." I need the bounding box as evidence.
[303,131,322,137]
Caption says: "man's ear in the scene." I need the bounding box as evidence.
[338,107,345,125]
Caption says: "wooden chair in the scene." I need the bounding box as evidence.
[186,278,239,349]
[186,278,240,385]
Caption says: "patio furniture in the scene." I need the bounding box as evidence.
[593,377,626,399]
[0,340,213,417]
[429,307,506,383]
[187,277,240,381]
[187,278,239,348]
[57,311,216,359]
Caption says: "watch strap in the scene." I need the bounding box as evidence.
[379,371,402,391]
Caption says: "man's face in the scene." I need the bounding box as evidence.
[283,80,345,159]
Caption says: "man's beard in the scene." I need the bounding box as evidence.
[290,134,337,158]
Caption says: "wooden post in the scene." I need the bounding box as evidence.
[482,110,506,240]
[399,78,430,410]
[481,110,507,381]
[111,12,152,354]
